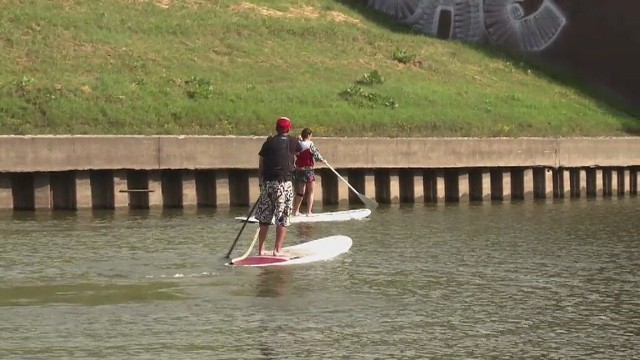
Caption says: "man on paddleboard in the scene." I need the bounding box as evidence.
[254,117,302,257]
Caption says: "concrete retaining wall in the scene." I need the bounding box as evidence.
[1,136,639,171]
[0,136,638,210]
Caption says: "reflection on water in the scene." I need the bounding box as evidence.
[255,268,293,298]
[0,282,183,306]
[295,223,317,241]
[0,199,639,359]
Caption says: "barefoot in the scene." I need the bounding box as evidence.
[306,211,313,216]
[294,212,301,216]
[272,251,289,258]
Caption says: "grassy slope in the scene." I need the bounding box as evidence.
[0,0,637,137]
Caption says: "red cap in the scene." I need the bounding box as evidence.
[276,117,292,133]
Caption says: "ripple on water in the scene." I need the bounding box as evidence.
[1,200,639,358]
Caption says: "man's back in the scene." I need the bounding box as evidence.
[259,134,299,181]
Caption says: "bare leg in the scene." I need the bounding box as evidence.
[258,223,269,255]
[305,181,315,215]
[273,224,288,256]
[293,183,306,216]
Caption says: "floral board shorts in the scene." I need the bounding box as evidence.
[254,180,294,226]
[294,167,316,183]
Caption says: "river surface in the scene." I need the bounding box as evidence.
[1,198,639,359]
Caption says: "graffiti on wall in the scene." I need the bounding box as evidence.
[367,0,566,52]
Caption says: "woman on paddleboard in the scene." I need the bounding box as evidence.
[293,127,324,216]
[254,117,302,257]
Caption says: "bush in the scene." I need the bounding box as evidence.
[392,49,416,64]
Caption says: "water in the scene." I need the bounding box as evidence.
[1,199,639,359]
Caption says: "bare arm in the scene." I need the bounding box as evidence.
[258,156,264,183]
[310,142,324,162]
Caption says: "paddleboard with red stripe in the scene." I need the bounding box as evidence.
[235,209,370,224]
[231,255,290,266]
[228,235,352,267]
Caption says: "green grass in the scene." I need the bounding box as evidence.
[0,0,638,137]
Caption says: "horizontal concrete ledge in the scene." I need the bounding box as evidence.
[0,136,639,172]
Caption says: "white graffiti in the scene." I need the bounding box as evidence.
[366,0,567,52]
[483,0,566,51]
[405,0,485,42]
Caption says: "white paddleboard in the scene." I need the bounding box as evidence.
[229,235,352,267]
[235,208,371,224]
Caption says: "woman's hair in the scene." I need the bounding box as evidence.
[301,128,312,139]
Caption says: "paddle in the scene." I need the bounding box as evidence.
[225,195,261,259]
[230,226,260,264]
[322,160,378,209]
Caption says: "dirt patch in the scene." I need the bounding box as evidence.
[124,0,170,8]
[326,11,361,25]
[124,0,206,9]
[80,85,93,95]
[120,1,361,24]
[230,2,361,25]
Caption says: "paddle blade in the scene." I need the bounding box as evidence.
[357,193,378,209]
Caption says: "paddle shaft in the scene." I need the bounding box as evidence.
[326,162,360,194]
[225,195,260,258]
[323,160,378,209]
